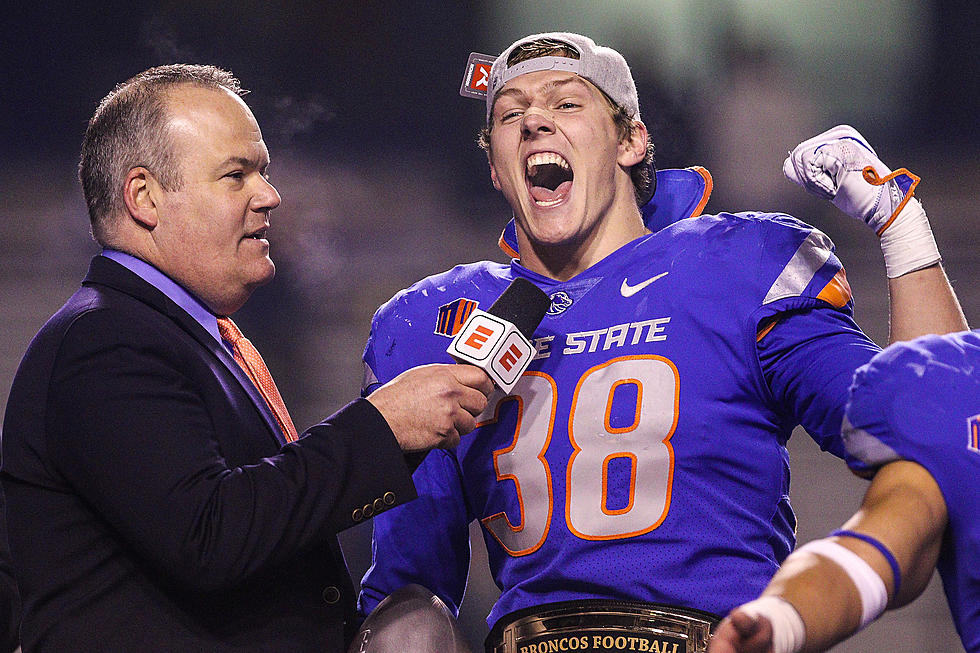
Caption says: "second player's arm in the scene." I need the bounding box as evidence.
[709,460,947,653]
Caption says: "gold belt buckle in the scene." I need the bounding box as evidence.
[489,600,718,653]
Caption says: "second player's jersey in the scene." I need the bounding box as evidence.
[360,209,878,627]
[843,330,980,652]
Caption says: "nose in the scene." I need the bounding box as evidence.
[521,108,555,140]
[252,175,282,212]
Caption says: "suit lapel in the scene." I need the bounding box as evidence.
[83,256,290,446]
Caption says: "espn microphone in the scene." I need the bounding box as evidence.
[447,278,551,393]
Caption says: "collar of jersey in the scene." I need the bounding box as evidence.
[509,230,654,291]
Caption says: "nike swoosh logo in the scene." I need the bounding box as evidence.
[620,272,669,297]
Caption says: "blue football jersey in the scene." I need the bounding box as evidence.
[843,330,980,652]
[359,171,880,628]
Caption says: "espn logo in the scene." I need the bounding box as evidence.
[447,310,534,393]
[435,298,478,337]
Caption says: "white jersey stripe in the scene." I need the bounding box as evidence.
[763,229,834,305]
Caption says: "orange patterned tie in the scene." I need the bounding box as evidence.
[216,317,299,442]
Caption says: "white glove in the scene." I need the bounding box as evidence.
[783,125,940,278]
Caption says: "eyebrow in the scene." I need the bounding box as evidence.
[218,156,264,169]
[495,76,593,103]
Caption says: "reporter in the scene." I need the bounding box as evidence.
[0,64,490,652]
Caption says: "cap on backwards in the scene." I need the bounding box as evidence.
[485,32,640,124]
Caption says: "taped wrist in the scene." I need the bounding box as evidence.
[879,196,941,278]
[796,539,887,629]
[862,166,941,278]
[737,596,805,653]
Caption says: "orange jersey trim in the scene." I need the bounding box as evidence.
[498,231,520,259]
[758,269,853,342]
[688,166,713,218]
[861,166,921,236]
[816,268,853,309]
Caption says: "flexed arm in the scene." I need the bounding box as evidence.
[784,125,967,343]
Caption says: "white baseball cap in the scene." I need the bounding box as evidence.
[482,32,640,124]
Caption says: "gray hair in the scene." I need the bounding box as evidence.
[79,64,245,244]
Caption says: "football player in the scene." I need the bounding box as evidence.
[355,32,967,652]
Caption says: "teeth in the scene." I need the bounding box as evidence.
[526,152,570,174]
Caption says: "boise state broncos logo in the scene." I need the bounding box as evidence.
[547,291,573,315]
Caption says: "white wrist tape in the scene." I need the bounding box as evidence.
[737,596,805,653]
[796,539,888,628]
[878,196,941,278]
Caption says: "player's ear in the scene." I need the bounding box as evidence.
[618,119,648,168]
[122,166,160,229]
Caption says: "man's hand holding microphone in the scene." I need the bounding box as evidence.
[367,278,551,453]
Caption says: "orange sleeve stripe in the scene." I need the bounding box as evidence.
[757,268,852,341]
[756,318,778,342]
[816,268,853,309]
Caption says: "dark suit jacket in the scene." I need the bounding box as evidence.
[0,490,21,652]
[1,255,417,652]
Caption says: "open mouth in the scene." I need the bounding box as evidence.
[245,226,269,241]
[526,152,573,207]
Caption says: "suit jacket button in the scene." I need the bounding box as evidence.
[363,503,375,518]
[322,586,341,605]
[352,508,363,522]
[383,492,395,505]
[373,497,385,512]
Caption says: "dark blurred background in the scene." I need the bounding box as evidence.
[2,1,977,650]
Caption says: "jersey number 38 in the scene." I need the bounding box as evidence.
[478,355,678,556]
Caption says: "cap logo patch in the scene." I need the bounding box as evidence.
[459,53,495,100]
[435,297,479,337]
